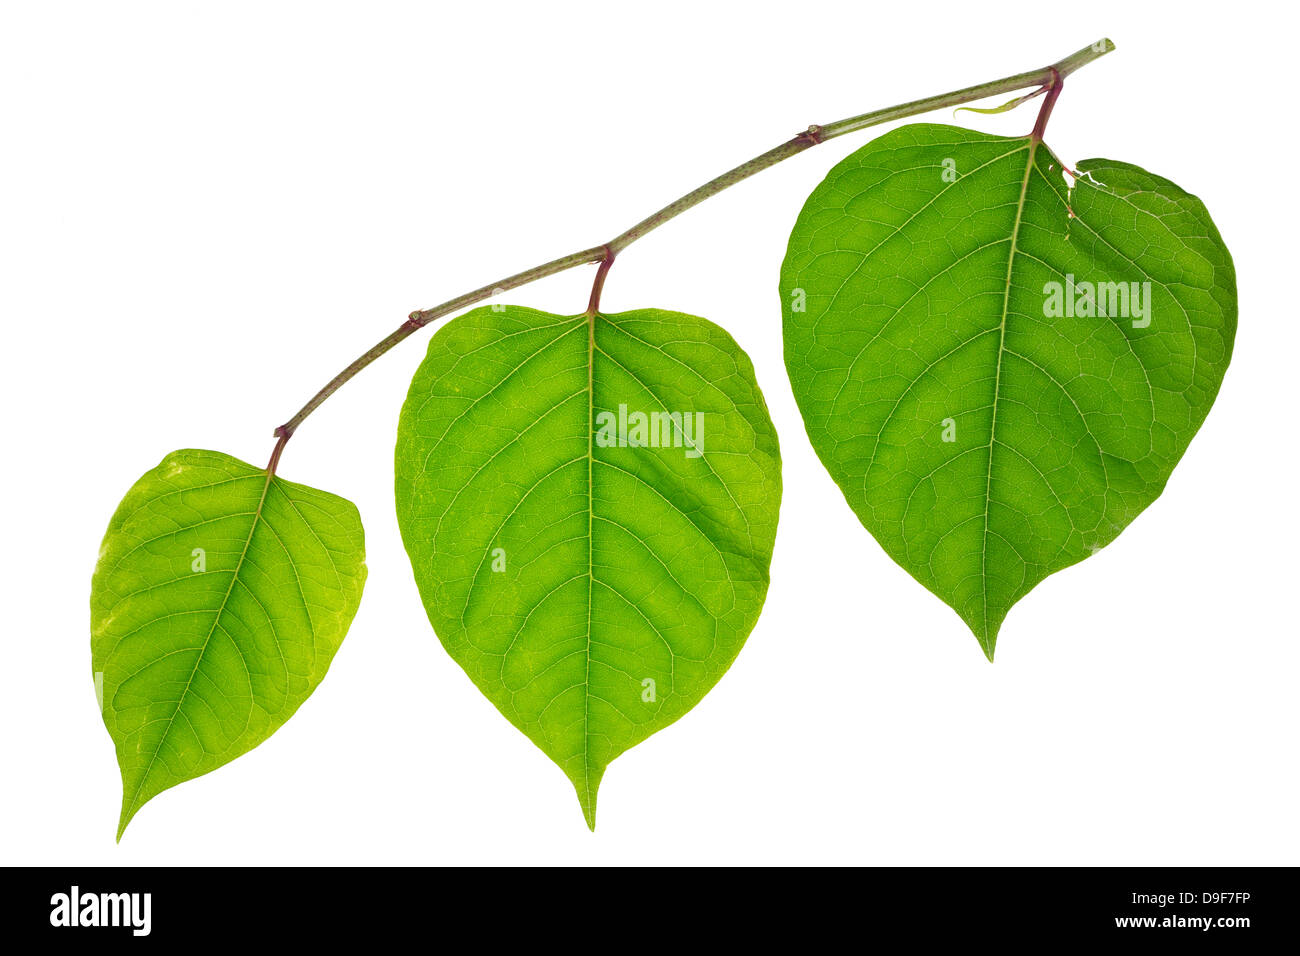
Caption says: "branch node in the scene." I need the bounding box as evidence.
[798,124,825,145]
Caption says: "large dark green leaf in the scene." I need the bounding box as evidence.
[781,123,1236,658]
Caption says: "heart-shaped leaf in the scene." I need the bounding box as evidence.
[781,123,1236,658]
[91,449,367,838]
[395,306,781,827]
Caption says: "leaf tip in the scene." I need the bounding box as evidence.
[578,784,598,831]
[116,774,146,842]
[115,804,133,843]
[569,767,603,831]
[968,607,1005,662]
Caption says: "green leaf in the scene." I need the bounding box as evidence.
[91,449,367,838]
[395,306,781,828]
[780,123,1236,658]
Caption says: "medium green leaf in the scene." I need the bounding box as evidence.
[395,306,781,827]
[781,123,1236,658]
[91,449,367,838]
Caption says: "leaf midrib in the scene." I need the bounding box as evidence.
[118,467,276,836]
[979,136,1039,650]
[582,308,596,825]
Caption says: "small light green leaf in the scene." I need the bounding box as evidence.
[954,89,1043,117]
[91,449,366,838]
[781,123,1236,658]
[395,306,781,828]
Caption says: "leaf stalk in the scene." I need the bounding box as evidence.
[584,246,616,317]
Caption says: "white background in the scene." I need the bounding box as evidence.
[2,1,1295,866]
